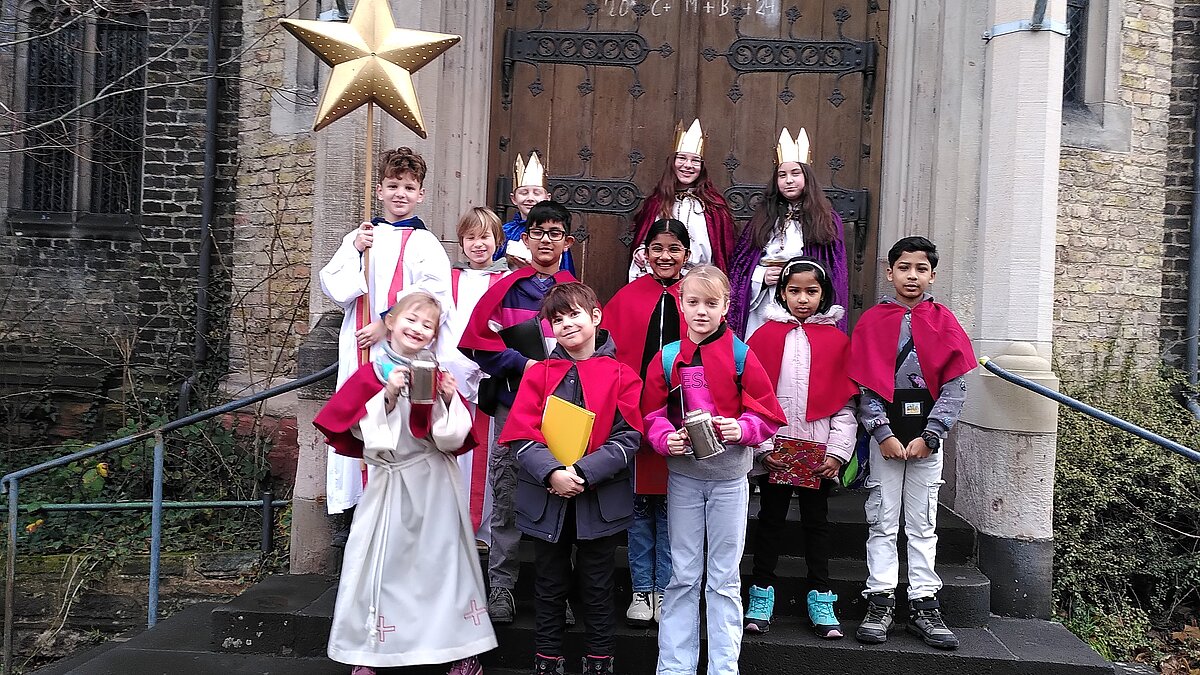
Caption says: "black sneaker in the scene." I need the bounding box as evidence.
[488,586,516,624]
[908,596,960,650]
[534,654,566,675]
[582,655,614,675]
[855,592,895,644]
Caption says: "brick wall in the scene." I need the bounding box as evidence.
[1162,1,1199,366]
[1055,0,1173,367]
[227,0,316,385]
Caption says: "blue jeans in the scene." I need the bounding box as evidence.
[627,494,670,593]
[657,473,749,675]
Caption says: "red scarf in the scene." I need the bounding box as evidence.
[748,320,858,422]
[847,300,976,402]
[314,365,476,458]
[602,274,682,374]
[497,355,645,452]
[457,266,577,353]
[641,325,786,427]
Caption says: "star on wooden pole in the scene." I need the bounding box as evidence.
[280,0,461,136]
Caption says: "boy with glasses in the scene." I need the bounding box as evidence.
[459,200,578,625]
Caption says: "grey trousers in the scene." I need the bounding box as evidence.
[487,404,521,590]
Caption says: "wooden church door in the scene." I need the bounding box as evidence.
[488,0,887,321]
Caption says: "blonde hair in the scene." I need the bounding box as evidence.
[679,264,730,302]
[384,291,443,338]
[455,207,504,246]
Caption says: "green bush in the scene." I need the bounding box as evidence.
[1054,359,1200,663]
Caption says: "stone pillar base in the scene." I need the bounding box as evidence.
[977,532,1054,619]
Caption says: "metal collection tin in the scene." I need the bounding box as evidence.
[683,409,724,460]
[408,359,439,404]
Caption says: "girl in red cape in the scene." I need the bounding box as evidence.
[641,265,785,675]
[628,119,735,281]
[313,291,494,675]
[602,218,689,627]
[743,256,859,640]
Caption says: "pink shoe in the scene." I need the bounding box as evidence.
[351,667,377,675]
[448,656,483,675]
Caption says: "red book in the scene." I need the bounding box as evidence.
[767,437,826,489]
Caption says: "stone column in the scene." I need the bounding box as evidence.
[290,0,495,573]
[953,0,1066,619]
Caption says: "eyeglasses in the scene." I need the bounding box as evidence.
[648,244,688,255]
[527,228,567,241]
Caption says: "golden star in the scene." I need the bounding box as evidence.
[280,0,460,136]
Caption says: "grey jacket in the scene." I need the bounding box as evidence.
[857,294,968,443]
[512,331,641,543]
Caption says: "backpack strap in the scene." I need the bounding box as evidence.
[732,336,749,376]
[660,341,682,385]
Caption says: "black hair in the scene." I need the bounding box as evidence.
[527,200,572,233]
[887,236,939,269]
[774,255,835,315]
[642,218,691,250]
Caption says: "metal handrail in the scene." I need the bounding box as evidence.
[979,357,1200,463]
[2,362,337,674]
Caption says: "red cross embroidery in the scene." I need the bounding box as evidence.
[376,615,396,642]
[463,599,487,626]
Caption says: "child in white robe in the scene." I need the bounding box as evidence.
[315,291,496,675]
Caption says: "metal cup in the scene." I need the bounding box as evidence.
[683,409,724,460]
[408,359,439,404]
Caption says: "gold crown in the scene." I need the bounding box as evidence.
[775,127,811,165]
[513,152,546,189]
[674,119,705,158]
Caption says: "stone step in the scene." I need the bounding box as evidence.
[59,579,1111,675]
[512,545,992,626]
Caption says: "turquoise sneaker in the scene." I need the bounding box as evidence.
[743,585,775,633]
[807,589,844,639]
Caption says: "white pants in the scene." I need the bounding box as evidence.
[657,473,748,675]
[862,439,944,600]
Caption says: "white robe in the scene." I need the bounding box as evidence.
[319,225,455,514]
[745,218,805,339]
[327,388,497,667]
[628,195,712,282]
[446,266,508,544]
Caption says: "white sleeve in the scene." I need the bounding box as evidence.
[431,393,473,453]
[320,231,368,308]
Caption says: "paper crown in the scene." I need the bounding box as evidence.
[674,119,705,157]
[513,152,546,189]
[776,127,811,165]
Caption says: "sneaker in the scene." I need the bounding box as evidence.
[652,590,663,624]
[448,656,483,675]
[743,585,775,634]
[534,654,565,675]
[565,599,576,626]
[488,586,515,624]
[807,589,844,639]
[581,655,614,675]
[625,591,654,627]
[855,592,895,644]
[907,596,960,650]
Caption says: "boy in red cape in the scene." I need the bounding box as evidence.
[498,283,644,675]
[847,236,976,651]
[458,199,577,625]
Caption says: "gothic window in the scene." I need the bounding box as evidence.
[11,3,147,230]
[1063,0,1089,105]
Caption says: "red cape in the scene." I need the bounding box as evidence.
[632,193,736,272]
[641,325,787,428]
[602,275,682,374]
[313,365,476,458]
[497,355,645,452]
[457,266,577,353]
[847,300,976,402]
[748,320,859,422]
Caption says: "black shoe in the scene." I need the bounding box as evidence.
[582,655,614,675]
[534,654,565,675]
[907,596,960,650]
[488,586,516,624]
[855,592,895,644]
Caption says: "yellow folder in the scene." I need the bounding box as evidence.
[542,395,595,466]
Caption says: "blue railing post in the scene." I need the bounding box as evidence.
[148,432,164,628]
[4,479,18,675]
